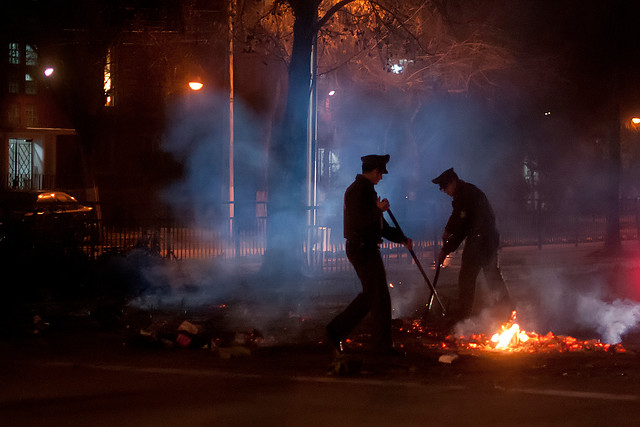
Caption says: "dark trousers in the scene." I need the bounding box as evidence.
[457,245,512,320]
[327,241,392,350]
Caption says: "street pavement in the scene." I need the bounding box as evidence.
[2,241,640,426]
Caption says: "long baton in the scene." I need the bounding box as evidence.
[428,237,452,312]
[386,209,446,315]
[427,262,441,311]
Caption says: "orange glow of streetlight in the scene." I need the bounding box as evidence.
[44,67,54,77]
[632,117,640,125]
[188,81,203,91]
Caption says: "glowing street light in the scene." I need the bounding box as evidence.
[43,67,54,77]
[188,81,203,91]
[626,116,640,132]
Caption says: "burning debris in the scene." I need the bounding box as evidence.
[401,311,628,354]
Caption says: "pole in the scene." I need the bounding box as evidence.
[306,27,318,266]
[228,0,235,241]
[386,209,446,314]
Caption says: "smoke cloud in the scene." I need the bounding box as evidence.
[133,83,637,347]
[576,295,640,344]
[453,263,640,344]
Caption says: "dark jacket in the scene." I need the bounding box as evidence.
[343,174,405,245]
[442,180,499,256]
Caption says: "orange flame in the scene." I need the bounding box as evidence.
[400,313,626,354]
[489,310,531,349]
[449,311,624,353]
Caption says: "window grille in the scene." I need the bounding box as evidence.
[8,138,33,189]
[25,44,37,65]
[9,43,20,64]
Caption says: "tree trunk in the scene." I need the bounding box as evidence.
[263,0,320,278]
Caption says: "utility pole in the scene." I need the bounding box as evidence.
[228,0,235,241]
[306,34,319,262]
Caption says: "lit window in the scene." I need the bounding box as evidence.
[104,47,114,106]
[523,157,539,186]
[9,43,20,64]
[25,73,37,94]
[329,151,340,175]
[25,44,37,66]
[318,148,325,177]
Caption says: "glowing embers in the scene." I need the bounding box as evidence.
[454,311,626,354]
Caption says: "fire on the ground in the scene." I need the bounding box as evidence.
[405,311,627,354]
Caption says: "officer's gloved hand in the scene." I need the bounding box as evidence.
[377,197,390,212]
[437,249,447,266]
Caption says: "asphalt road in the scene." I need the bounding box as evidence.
[2,321,640,427]
[2,241,640,426]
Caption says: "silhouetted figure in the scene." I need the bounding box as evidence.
[432,168,514,324]
[327,154,412,356]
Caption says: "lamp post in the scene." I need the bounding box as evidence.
[228,0,235,243]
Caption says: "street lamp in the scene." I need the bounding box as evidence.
[188,80,203,91]
[626,116,640,131]
[43,67,54,77]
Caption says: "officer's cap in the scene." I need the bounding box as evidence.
[432,168,458,188]
[361,154,390,174]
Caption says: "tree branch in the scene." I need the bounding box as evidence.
[368,0,431,55]
[316,0,358,31]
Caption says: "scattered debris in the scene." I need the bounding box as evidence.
[125,312,264,357]
[438,353,459,364]
[32,315,50,334]
[177,320,199,335]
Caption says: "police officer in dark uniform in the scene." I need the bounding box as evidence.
[432,168,514,323]
[326,154,412,355]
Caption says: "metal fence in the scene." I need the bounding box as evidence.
[83,200,640,273]
[499,211,639,247]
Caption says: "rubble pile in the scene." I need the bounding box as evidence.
[126,313,265,359]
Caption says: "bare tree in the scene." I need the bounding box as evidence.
[239,0,517,278]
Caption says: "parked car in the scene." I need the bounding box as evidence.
[0,190,97,254]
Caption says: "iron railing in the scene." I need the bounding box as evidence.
[82,202,640,274]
